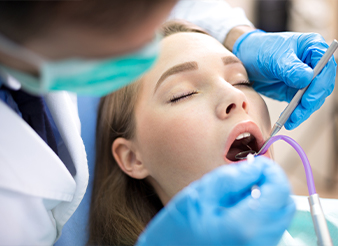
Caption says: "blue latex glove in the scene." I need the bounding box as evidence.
[136,156,295,246]
[233,30,337,130]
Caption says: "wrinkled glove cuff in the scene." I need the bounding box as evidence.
[232,29,265,56]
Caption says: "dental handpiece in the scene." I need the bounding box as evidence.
[309,194,333,246]
[270,39,338,138]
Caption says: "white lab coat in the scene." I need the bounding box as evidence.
[0,1,252,245]
[0,75,88,245]
[168,0,253,44]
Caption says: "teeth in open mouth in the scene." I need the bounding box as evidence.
[236,132,251,140]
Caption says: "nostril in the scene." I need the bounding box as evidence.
[226,103,236,114]
[242,101,247,110]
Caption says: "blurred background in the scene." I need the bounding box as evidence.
[226,0,338,198]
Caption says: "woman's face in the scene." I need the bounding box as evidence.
[132,32,272,205]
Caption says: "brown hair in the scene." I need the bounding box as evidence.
[89,20,210,245]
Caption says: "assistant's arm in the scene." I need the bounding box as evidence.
[168,0,254,47]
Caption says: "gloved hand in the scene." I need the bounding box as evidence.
[233,30,337,130]
[136,156,295,246]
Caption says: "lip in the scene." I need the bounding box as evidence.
[223,120,270,163]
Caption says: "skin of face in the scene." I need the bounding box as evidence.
[0,1,176,74]
[115,32,272,205]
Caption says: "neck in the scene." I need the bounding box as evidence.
[146,176,170,206]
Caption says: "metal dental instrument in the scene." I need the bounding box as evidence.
[235,39,338,160]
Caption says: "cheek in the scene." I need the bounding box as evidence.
[246,90,271,135]
[136,107,208,166]
[135,105,219,194]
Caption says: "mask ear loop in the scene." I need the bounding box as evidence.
[0,32,45,67]
[258,135,333,245]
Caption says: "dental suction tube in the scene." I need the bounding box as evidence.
[259,135,333,246]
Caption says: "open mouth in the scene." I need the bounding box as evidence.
[224,121,265,163]
[226,132,259,161]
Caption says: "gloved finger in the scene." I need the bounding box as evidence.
[300,56,336,110]
[253,81,296,102]
[302,47,326,70]
[220,157,291,207]
[251,198,296,246]
[284,57,336,129]
[275,32,330,90]
[274,51,313,89]
[253,81,301,104]
[193,159,272,206]
[256,157,292,210]
[284,86,299,103]
[218,193,295,245]
[298,33,329,68]
[285,97,325,130]
[222,190,293,223]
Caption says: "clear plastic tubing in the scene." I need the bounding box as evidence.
[259,135,316,195]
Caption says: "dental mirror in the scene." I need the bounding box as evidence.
[235,150,257,160]
[235,138,271,160]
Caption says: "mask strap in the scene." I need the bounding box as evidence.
[0,32,45,68]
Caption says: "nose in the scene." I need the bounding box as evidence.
[216,87,249,119]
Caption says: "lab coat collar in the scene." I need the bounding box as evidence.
[0,66,21,90]
[44,92,89,239]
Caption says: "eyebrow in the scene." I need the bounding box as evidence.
[222,56,242,66]
[154,61,198,93]
[154,56,243,93]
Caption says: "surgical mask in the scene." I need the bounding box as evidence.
[0,32,160,96]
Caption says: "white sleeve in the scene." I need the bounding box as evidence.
[168,0,254,44]
[0,189,57,245]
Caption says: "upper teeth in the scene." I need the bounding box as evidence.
[236,132,251,140]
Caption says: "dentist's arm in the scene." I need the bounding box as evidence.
[169,1,337,130]
[137,157,295,246]
[223,25,255,51]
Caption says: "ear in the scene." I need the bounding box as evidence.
[112,138,149,179]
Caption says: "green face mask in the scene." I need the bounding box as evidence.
[0,33,160,96]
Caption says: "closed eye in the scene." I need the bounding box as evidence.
[169,90,198,104]
[233,80,252,87]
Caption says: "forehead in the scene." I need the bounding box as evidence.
[159,32,234,67]
[143,32,236,83]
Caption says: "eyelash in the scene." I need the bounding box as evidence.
[234,80,252,87]
[169,90,198,104]
[168,80,251,104]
